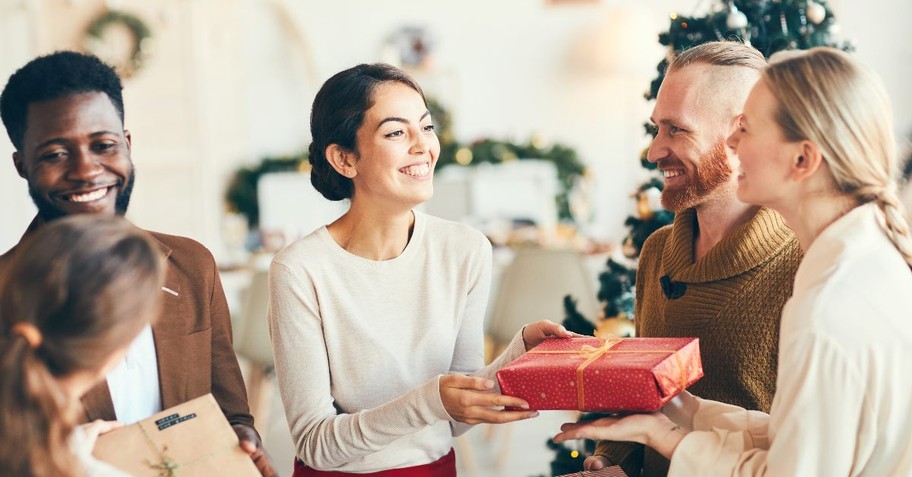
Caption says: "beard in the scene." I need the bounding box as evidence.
[30,168,136,222]
[660,139,733,212]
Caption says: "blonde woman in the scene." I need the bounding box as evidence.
[555,47,912,476]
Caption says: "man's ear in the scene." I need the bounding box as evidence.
[791,140,824,182]
[12,151,26,179]
[124,129,132,151]
[325,144,356,178]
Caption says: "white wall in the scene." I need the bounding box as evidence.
[1,0,910,256]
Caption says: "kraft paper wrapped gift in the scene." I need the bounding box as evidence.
[93,393,259,476]
[496,336,703,412]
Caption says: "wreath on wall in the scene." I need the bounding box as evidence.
[84,10,153,78]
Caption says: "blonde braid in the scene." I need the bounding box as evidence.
[873,187,912,268]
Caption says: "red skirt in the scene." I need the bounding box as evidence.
[293,449,456,477]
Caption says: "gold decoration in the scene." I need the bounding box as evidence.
[454,147,473,165]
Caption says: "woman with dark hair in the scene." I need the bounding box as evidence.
[269,63,569,476]
[554,47,912,476]
[0,215,166,477]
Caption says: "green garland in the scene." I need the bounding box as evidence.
[86,10,152,77]
[225,154,308,227]
[428,98,587,221]
[225,98,586,227]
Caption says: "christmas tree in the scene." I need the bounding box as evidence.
[554,1,851,474]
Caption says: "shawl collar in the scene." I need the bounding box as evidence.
[661,207,795,284]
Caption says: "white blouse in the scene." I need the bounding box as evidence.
[664,203,912,476]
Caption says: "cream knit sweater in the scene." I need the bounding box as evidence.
[268,211,526,473]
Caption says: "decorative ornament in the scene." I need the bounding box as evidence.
[454,147,473,166]
[385,25,435,69]
[828,21,842,35]
[635,190,656,221]
[597,316,636,338]
[85,10,153,78]
[805,1,826,24]
[726,4,749,29]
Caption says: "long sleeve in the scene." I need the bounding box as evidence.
[268,260,453,470]
[449,238,492,376]
[668,333,863,476]
[447,240,527,436]
[448,238,525,382]
[667,204,912,477]
[207,253,256,430]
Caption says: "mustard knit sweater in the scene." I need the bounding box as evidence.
[595,207,802,477]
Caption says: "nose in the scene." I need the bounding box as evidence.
[726,127,740,152]
[645,136,665,164]
[66,147,104,182]
[410,126,430,155]
[726,115,742,151]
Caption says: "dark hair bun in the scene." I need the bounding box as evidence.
[308,142,352,201]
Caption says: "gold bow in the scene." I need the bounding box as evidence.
[529,335,687,409]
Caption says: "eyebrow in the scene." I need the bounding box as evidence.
[32,130,121,152]
[377,111,431,128]
[651,117,696,132]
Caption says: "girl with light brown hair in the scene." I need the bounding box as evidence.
[555,47,912,476]
[0,215,165,477]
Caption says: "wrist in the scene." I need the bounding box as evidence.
[647,423,687,459]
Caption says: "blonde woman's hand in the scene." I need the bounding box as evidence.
[553,412,687,460]
[439,374,539,425]
[522,320,575,351]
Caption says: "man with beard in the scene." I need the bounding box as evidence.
[0,51,275,477]
[585,41,803,477]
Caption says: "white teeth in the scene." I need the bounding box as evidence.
[663,170,684,178]
[67,188,108,203]
[401,163,430,177]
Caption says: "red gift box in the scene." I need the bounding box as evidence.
[496,336,703,412]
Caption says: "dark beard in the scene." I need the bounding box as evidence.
[660,139,732,212]
[29,168,136,222]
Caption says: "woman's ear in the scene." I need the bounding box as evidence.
[325,144,357,178]
[790,140,824,182]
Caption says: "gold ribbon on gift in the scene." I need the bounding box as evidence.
[528,335,688,409]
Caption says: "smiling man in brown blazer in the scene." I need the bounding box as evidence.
[0,51,275,477]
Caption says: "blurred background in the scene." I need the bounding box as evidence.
[2,0,910,257]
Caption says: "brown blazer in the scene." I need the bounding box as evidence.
[0,217,255,430]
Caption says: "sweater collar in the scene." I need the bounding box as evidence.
[661,206,796,283]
